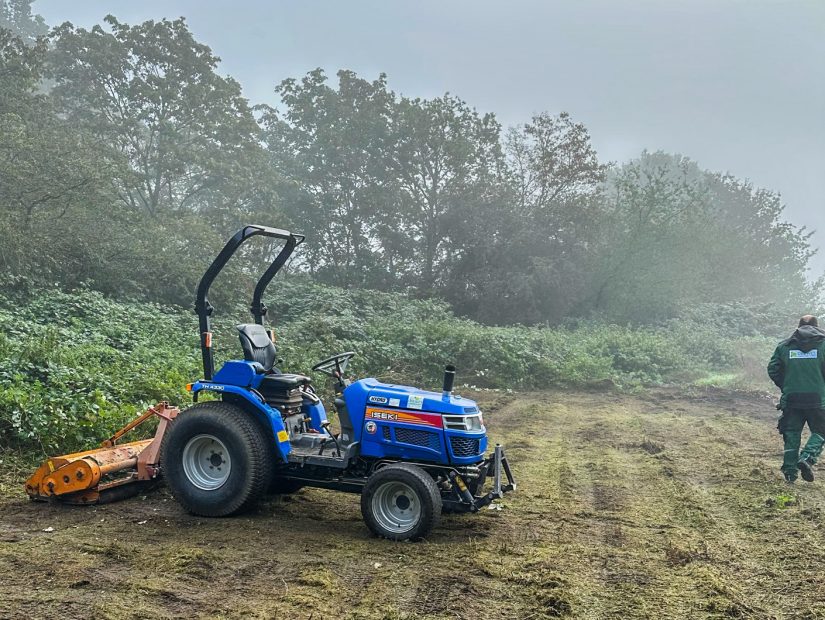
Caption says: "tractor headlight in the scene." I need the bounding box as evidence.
[467,415,483,431]
[443,413,484,432]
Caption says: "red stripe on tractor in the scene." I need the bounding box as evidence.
[365,408,444,428]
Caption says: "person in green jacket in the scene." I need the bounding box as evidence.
[768,315,825,482]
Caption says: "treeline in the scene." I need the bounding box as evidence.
[0,4,819,325]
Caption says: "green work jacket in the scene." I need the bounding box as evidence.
[768,325,825,409]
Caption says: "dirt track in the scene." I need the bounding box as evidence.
[3,388,825,619]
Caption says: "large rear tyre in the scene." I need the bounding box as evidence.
[161,401,272,517]
[361,463,441,541]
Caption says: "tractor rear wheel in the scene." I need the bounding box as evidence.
[361,463,441,541]
[161,401,272,517]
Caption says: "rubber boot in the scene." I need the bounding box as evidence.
[798,458,815,483]
[799,432,825,467]
[782,430,803,482]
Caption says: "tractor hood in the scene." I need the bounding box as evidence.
[351,378,479,415]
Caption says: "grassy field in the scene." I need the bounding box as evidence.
[2,387,825,619]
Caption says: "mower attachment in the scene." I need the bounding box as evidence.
[25,402,179,505]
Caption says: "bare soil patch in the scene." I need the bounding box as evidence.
[2,388,823,619]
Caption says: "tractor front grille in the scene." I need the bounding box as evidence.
[382,425,391,441]
[395,427,440,451]
[450,436,481,457]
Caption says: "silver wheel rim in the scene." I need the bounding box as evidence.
[182,434,231,490]
[371,481,421,534]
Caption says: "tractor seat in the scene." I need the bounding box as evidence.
[236,324,311,391]
[237,323,278,372]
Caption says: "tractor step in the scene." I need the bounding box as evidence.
[287,440,359,469]
[287,447,348,468]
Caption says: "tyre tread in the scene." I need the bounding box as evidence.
[361,462,442,541]
[161,401,272,517]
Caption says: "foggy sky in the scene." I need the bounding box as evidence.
[35,0,825,276]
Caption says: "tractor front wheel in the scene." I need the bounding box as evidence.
[361,463,441,541]
[161,401,272,517]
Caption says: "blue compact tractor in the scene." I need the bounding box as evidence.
[160,225,516,541]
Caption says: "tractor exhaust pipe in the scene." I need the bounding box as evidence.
[442,364,456,400]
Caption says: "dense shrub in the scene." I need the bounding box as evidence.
[0,276,780,453]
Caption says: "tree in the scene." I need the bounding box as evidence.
[445,112,606,324]
[262,69,396,287]
[0,0,46,45]
[47,16,267,220]
[389,94,503,291]
[0,29,113,276]
[0,22,260,305]
[507,112,605,216]
[701,172,815,305]
[263,71,507,294]
[589,152,817,322]
[589,153,710,321]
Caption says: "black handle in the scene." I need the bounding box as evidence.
[194,224,304,380]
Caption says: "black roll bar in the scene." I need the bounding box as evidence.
[195,225,304,379]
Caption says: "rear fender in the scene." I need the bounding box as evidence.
[191,382,291,461]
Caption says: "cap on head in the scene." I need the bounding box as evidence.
[799,315,819,327]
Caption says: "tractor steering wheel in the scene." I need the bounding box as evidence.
[311,351,356,379]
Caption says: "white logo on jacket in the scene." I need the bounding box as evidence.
[790,350,818,359]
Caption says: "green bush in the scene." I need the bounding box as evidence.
[0,276,779,453]
[0,278,198,452]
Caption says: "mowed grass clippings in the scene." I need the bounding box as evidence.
[2,388,825,619]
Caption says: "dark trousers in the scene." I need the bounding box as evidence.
[778,408,825,477]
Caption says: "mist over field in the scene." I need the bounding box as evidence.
[2,2,825,618]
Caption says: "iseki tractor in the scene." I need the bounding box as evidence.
[26,225,516,541]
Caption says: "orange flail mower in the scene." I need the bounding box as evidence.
[25,402,179,505]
